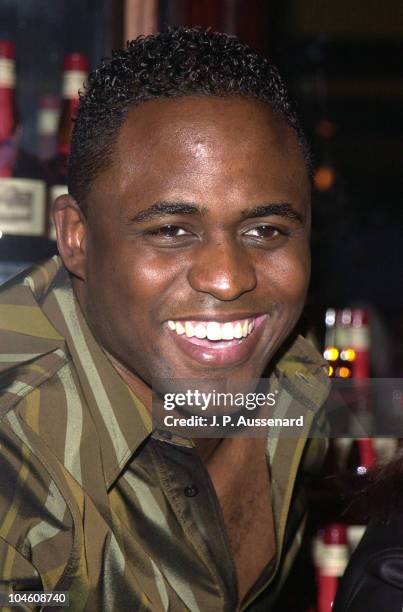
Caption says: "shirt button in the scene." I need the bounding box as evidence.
[184,485,199,497]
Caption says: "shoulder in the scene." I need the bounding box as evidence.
[334,515,403,612]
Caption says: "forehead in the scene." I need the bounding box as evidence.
[88,96,309,216]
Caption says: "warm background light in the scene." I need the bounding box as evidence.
[340,348,356,362]
[337,366,351,378]
[314,165,336,191]
[324,347,339,361]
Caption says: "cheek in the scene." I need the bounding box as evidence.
[92,248,182,326]
[119,248,189,303]
[286,253,310,296]
[259,247,310,306]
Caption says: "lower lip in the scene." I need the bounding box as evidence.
[167,315,268,367]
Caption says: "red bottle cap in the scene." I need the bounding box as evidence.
[0,40,16,60]
[323,523,347,545]
[64,53,89,72]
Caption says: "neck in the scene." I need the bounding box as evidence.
[104,349,153,410]
[194,438,224,462]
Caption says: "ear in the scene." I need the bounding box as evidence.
[52,195,87,281]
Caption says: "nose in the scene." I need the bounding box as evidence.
[187,237,257,301]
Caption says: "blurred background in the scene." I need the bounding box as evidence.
[0,2,402,609]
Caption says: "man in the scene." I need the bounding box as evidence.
[0,28,329,610]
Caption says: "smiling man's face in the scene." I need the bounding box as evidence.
[63,96,311,386]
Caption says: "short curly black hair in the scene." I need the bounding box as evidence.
[69,27,310,207]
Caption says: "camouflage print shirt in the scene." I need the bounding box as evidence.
[0,256,330,611]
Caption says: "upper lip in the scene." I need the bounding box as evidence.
[164,312,266,323]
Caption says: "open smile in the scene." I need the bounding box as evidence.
[165,315,268,367]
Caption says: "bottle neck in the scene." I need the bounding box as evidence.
[0,56,16,89]
[0,55,16,142]
[357,438,375,470]
[38,106,59,162]
[351,324,370,378]
[55,65,86,183]
[62,69,86,100]
[0,54,17,177]
[0,87,16,142]
[0,84,18,178]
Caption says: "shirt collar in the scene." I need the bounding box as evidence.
[39,259,153,488]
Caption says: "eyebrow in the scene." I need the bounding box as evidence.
[125,200,304,224]
[241,203,304,224]
[126,202,206,224]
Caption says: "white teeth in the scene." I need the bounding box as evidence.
[184,322,195,338]
[206,322,221,341]
[233,322,243,339]
[175,321,186,335]
[168,317,259,341]
[221,322,234,340]
[194,323,207,339]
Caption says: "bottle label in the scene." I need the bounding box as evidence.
[0,178,45,236]
[62,70,86,100]
[335,328,350,348]
[321,544,348,576]
[39,108,60,136]
[0,58,16,88]
[373,438,398,464]
[312,535,325,567]
[49,184,68,240]
[351,326,370,350]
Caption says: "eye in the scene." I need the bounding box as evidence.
[141,224,198,247]
[243,225,285,239]
[145,225,189,238]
